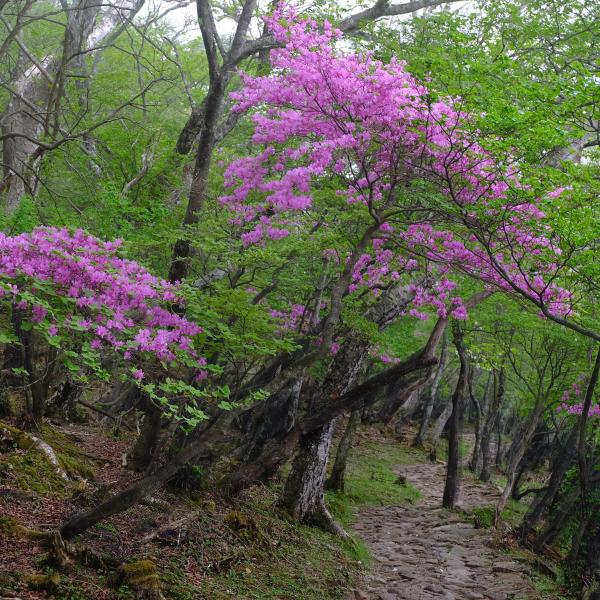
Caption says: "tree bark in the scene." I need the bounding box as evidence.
[428,399,453,448]
[469,371,492,472]
[413,335,448,446]
[279,419,347,537]
[442,322,469,509]
[495,397,546,524]
[325,410,360,493]
[130,397,163,472]
[479,368,505,482]
[279,336,367,534]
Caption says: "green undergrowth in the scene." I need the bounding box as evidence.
[468,498,528,530]
[325,430,422,530]
[178,496,362,599]
[502,545,572,600]
[3,422,423,599]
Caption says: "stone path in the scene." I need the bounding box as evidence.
[352,461,536,600]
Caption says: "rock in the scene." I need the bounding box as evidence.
[491,561,519,574]
[353,590,369,600]
[119,559,165,600]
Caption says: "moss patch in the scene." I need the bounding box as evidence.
[325,429,422,529]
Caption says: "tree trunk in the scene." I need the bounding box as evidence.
[239,378,303,467]
[130,398,163,472]
[279,336,367,535]
[442,322,469,509]
[278,284,444,532]
[279,419,347,537]
[479,368,505,482]
[168,75,227,283]
[495,397,546,524]
[519,422,579,542]
[325,410,360,493]
[428,399,453,448]
[393,384,427,433]
[414,336,448,446]
[469,371,491,472]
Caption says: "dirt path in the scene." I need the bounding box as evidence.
[352,461,536,600]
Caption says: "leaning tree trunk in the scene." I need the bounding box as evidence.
[442,322,469,509]
[237,377,304,469]
[469,371,491,472]
[60,318,448,539]
[428,399,453,450]
[495,397,546,524]
[414,336,448,447]
[62,296,481,538]
[325,410,360,493]
[479,368,505,482]
[519,422,579,542]
[279,282,439,533]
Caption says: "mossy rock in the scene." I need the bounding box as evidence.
[0,446,66,494]
[0,389,27,418]
[120,559,165,600]
[0,515,20,534]
[0,422,35,451]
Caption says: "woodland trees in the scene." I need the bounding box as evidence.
[0,0,599,597]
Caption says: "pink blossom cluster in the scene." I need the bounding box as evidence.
[555,375,598,417]
[218,4,572,318]
[400,224,572,317]
[348,235,418,293]
[406,279,468,320]
[0,227,205,378]
[557,403,600,417]
[270,302,310,332]
[220,4,507,230]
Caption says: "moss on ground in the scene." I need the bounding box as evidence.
[326,431,422,529]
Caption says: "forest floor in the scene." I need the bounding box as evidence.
[0,418,569,600]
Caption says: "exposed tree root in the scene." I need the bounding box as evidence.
[0,422,68,480]
[6,518,117,571]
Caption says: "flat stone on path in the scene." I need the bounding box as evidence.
[350,460,537,600]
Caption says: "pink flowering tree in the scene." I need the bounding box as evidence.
[558,376,600,418]
[0,227,212,427]
[220,4,573,342]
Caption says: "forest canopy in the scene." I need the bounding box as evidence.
[0,0,599,598]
